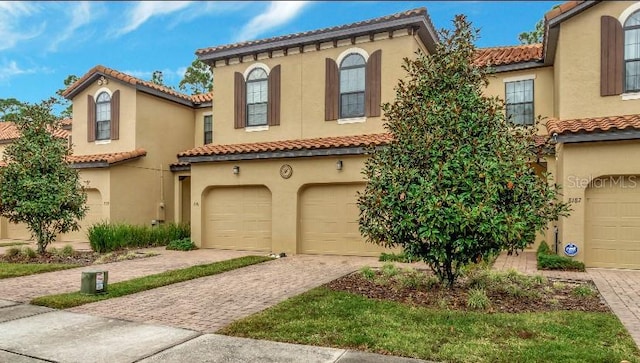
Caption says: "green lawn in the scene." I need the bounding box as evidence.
[0,262,79,279]
[220,287,640,363]
[31,255,272,309]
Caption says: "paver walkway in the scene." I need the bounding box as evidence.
[494,251,640,348]
[0,248,251,302]
[70,255,383,332]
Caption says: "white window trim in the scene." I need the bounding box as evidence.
[245,125,269,132]
[243,63,271,79]
[619,2,640,25]
[95,139,111,145]
[336,47,369,65]
[337,116,367,124]
[94,87,112,99]
[502,74,536,83]
[621,92,640,101]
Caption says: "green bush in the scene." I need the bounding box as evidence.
[537,253,586,271]
[4,247,20,258]
[360,266,376,280]
[88,222,190,253]
[21,247,37,259]
[467,288,491,310]
[572,285,594,297]
[166,238,197,251]
[537,241,552,255]
[61,244,75,257]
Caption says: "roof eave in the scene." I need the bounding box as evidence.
[197,15,437,64]
[543,1,600,66]
[557,128,640,143]
[488,60,547,73]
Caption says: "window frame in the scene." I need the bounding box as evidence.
[504,79,535,126]
[339,53,366,119]
[624,10,640,93]
[95,91,111,141]
[245,68,268,127]
[203,114,213,144]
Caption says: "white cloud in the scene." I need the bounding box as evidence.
[48,2,92,52]
[235,1,309,42]
[0,2,45,51]
[170,1,252,26]
[113,1,193,37]
[0,61,39,81]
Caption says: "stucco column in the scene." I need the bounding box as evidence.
[269,182,299,255]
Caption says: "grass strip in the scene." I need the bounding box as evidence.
[220,287,640,363]
[0,241,28,247]
[31,255,272,309]
[0,262,79,279]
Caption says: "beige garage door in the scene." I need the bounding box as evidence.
[299,183,392,256]
[586,176,640,269]
[203,186,271,251]
[61,189,104,242]
[6,221,31,240]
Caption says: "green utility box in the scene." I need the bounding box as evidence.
[80,271,108,294]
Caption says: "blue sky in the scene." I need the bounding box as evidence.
[0,1,562,107]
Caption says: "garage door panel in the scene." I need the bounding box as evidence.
[299,184,394,256]
[204,186,271,251]
[586,176,640,269]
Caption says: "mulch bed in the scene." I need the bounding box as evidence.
[0,249,153,265]
[326,270,610,313]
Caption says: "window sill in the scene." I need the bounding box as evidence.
[621,92,640,101]
[337,117,366,125]
[95,140,111,145]
[245,125,269,132]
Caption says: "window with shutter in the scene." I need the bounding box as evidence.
[624,11,640,92]
[601,16,623,96]
[95,92,111,140]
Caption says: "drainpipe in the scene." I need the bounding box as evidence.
[554,226,559,254]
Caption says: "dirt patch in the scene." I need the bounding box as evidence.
[326,269,609,313]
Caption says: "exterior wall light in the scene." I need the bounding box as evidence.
[336,160,343,170]
[233,165,240,174]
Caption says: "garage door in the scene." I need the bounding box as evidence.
[6,221,31,240]
[203,186,271,251]
[299,183,393,256]
[60,189,103,242]
[586,176,640,269]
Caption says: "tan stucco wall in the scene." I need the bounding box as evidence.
[194,108,213,147]
[70,80,137,155]
[555,140,640,262]
[211,31,420,145]
[189,155,395,255]
[484,67,554,135]
[554,1,640,119]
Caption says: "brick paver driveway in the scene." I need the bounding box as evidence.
[70,255,382,332]
[495,251,640,348]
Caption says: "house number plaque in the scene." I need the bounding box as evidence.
[280,164,293,179]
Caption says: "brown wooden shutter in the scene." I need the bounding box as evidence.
[325,58,339,121]
[365,49,382,117]
[601,15,623,96]
[110,90,120,140]
[234,72,246,129]
[87,94,96,142]
[268,65,281,126]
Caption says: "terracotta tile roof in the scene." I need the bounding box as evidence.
[546,114,640,134]
[474,44,543,67]
[191,92,213,103]
[545,1,586,21]
[61,65,194,102]
[0,122,69,142]
[179,133,394,158]
[196,8,429,56]
[68,149,147,165]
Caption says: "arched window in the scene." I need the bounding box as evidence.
[95,92,111,140]
[625,11,640,92]
[339,53,366,118]
[246,68,268,126]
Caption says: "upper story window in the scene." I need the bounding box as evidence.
[204,114,213,144]
[339,53,366,118]
[505,79,534,126]
[624,11,640,92]
[246,68,268,127]
[95,92,111,140]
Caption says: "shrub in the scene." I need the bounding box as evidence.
[537,253,585,271]
[467,288,491,310]
[166,238,198,251]
[88,222,190,253]
[572,285,595,297]
[61,244,75,257]
[360,266,376,280]
[379,252,416,263]
[537,241,551,255]
[396,268,427,289]
[5,247,20,258]
[21,247,37,259]
[381,263,400,278]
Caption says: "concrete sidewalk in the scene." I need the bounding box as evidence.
[0,300,431,363]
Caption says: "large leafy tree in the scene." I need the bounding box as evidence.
[55,74,79,119]
[358,15,570,286]
[0,98,25,120]
[179,58,213,95]
[519,19,544,44]
[0,98,87,254]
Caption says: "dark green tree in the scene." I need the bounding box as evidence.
[151,70,165,86]
[519,19,544,44]
[179,58,213,95]
[0,98,25,120]
[0,98,87,254]
[358,15,570,286]
[56,74,79,119]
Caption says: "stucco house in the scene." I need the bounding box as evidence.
[43,0,640,268]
